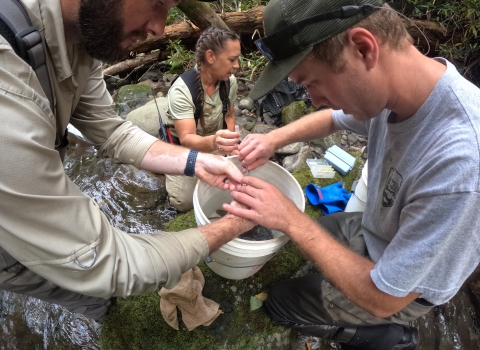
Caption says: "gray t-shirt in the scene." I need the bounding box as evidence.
[332,58,480,305]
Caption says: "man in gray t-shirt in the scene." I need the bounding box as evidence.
[223,0,480,349]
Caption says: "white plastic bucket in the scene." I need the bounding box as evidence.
[193,156,305,280]
[345,160,368,212]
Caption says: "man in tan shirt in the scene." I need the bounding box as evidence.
[0,0,252,321]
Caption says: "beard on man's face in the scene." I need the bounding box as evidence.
[78,0,128,64]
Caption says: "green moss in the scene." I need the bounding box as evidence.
[115,84,152,103]
[100,154,365,349]
[281,101,307,126]
[164,211,197,232]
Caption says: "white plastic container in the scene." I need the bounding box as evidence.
[193,156,305,280]
[345,160,368,212]
[306,158,336,178]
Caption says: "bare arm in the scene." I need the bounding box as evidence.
[283,211,420,317]
[140,141,243,189]
[238,108,340,170]
[225,177,420,317]
[173,114,240,155]
[198,211,254,252]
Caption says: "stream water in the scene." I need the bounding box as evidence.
[0,139,176,349]
[0,140,479,349]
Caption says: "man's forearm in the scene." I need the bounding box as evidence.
[270,108,339,150]
[140,140,189,175]
[198,214,253,252]
[287,212,420,317]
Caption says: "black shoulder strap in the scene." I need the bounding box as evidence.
[219,79,230,129]
[174,68,201,124]
[172,68,231,128]
[0,0,54,112]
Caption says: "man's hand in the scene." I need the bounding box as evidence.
[222,176,301,233]
[237,133,276,171]
[194,153,244,191]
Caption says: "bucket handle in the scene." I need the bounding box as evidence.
[351,180,359,193]
[204,255,265,269]
[204,251,281,269]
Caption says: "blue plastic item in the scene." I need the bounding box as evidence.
[305,182,352,215]
[324,145,356,175]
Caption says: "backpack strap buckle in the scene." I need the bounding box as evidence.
[15,26,44,69]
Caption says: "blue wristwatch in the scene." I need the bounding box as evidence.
[184,150,198,176]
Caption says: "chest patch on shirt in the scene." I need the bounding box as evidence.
[383,167,403,207]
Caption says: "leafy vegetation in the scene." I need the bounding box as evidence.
[398,0,480,81]
[239,51,268,82]
[165,39,195,74]
[166,7,185,25]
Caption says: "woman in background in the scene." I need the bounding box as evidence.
[164,27,241,212]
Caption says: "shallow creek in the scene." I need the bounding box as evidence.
[0,142,479,349]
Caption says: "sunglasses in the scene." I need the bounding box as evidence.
[255,4,377,62]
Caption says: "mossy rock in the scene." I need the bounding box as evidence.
[115,84,153,104]
[281,101,308,125]
[100,154,365,349]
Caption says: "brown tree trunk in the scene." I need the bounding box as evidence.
[104,8,452,77]
[131,6,265,54]
[177,0,229,30]
[103,51,168,77]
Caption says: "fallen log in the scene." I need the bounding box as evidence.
[405,19,451,54]
[104,8,453,78]
[102,51,169,77]
[177,0,230,30]
[131,6,265,53]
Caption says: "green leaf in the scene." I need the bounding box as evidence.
[250,296,264,311]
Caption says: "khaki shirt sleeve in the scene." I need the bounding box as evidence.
[0,40,209,298]
[71,60,157,169]
[166,78,196,120]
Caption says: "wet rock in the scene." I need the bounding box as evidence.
[276,142,306,155]
[234,116,249,127]
[114,84,154,119]
[234,105,242,116]
[239,128,251,141]
[237,80,247,92]
[347,133,359,144]
[349,146,364,153]
[262,112,279,125]
[238,97,255,111]
[311,146,325,158]
[125,97,169,137]
[241,109,251,116]
[282,145,313,172]
[64,150,172,234]
[251,124,278,134]
[310,131,342,150]
[244,121,255,131]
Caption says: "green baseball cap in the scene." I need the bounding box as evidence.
[249,0,384,100]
